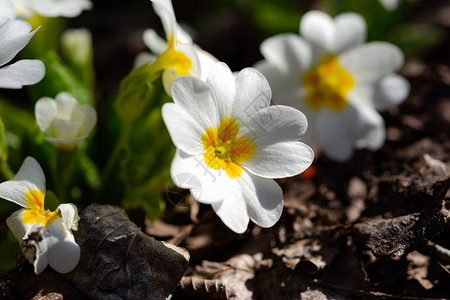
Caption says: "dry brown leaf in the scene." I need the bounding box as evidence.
[179,254,257,299]
[68,204,189,299]
[272,238,338,274]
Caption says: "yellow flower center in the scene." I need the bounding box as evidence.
[21,190,58,226]
[202,117,255,178]
[150,34,192,76]
[302,55,354,111]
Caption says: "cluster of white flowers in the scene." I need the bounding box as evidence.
[156,4,408,232]
[0,0,94,275]
[0,0,92,89]
[0,0,411,276]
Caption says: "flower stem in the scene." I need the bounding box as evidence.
[101,123,132,183]
[0,160,13,180]
[51,148,76,203]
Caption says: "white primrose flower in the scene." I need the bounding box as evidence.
[35,92,97,151]
[135,0,217,95]
[256,11,410,162]
[162,62,314,233]
[9,0,92,18]
[0,157,80,274]
[0,18,45,89]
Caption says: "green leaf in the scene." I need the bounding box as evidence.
[386,24,445,57]
[0,232,18,271]
[27,50,94,106]
[0,118,7,162]
[116,65,163,125]
[44,190,60,211]
[123,187,166,222]
[60,28,95,88]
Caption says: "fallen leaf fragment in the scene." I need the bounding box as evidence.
[68,204,189,299]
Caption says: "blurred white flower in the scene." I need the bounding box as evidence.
[162,62,313,233]
[0,0,16,24]
[61,28,93,66]
[0,19,45,89]
[256,11,410,162]
[379,0,399,11]
[35,92,97,151]
[135,0,217,95]
[10,0,92,18]
[0,157,80,274]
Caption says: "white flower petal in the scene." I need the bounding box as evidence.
[78,104,97,136]
[195,46,218,81]
[44,135,87,151]
[206,62,235,120]
[379,0,399,11]
[171,75,218,130]
[152,0,176,43]
[175,42,200,77]
[0,59,45,89]
[238,172,283,228]
[254,60,305,108]
[240,105,309,145]
[36,218,80,274]
[30,0,92,18]
[51,118,82,140]
[316,108,358,162]
[6,208,32,242]
[339,42,404,83]
[353,104,386,151]
[0,157,45,207]
[333,12,367,53]
[211,186,249,234]
[301,11,366,53]
[162,103,204,155]
[260,33,313,74]
[239,105,313,178]
[233,67,271,118]
[175,23,193,44]
[35,97,58,132]
[242,141,313,179]
[300,11,334,52]
[0,0,15,24]
[0,19,36,67]
[57,203,80,231]
[373,74,410,111]
[170,150,232,204]
[161,42,200,96]
[162,69,179,97]
[133,52,157,69]
[317,104,385,161]
[142,28,168,55]
[55,92,79,118]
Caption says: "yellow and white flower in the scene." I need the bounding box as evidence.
[135,0,217,95]
[0,157,80,274]
[256,11,410,162]
[8,0,92,19]
[35,92,97,151]
[162,62,314,233]
[0,18,45,89]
